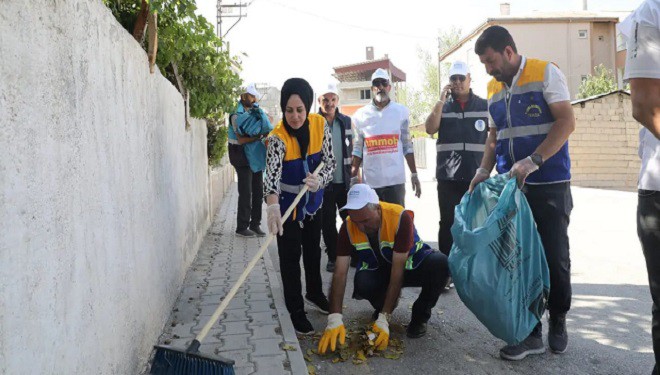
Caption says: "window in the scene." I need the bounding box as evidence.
[578,30,588,39]
[360,89,371,100]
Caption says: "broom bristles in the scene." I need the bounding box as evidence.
[150,345,235,375]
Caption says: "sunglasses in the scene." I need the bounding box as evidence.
[372,79,390,87]
[450,75,466,82]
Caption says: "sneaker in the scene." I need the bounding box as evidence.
[290,310,314,334]
[304,293,330,314]
[250,226,266,237]
[499,328,545,361]
[444,276,454,290]
[548,314,568,354]
[406,320,427,338]
[235,228,256,237]
[325,260,336,272]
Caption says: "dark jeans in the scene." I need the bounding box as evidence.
[374,183,406,207]
[321,183,348,262]
[638,189,660,375]
[276,215,324,314]
[353,251,449,323]
[437,180,470,256]
[523,182,573,317]
[235,166,263,231]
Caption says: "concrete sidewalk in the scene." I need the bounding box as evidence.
[147,184,308,375]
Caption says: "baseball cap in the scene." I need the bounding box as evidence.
[339,184,380,211]
[448,61,469,77]
[371,68,391,83]
[318,83,339,98]
[244,83,261,98]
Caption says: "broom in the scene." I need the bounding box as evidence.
[150,162,325,375]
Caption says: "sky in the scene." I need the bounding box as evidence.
[196,0,642,92]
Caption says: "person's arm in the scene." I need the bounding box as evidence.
[317,121,337,188]
[264,136,285,200]
[425,84,451,134]
[630,78,660,139]
[328,223,352,314]
[350,123,364,180]
[381,213,414,314]
[237,135,261,145]
[533,100,575,161]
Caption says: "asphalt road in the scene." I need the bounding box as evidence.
[269,180,655,375]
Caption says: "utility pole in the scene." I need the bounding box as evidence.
[216,0,248,45]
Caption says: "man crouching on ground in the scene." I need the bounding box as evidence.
[317,184,450,354]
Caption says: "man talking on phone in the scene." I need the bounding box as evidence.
[424,61,489,257]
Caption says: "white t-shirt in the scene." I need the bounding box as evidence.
[352,101,412,189]
[619,0,660,191]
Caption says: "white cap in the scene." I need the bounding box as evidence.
[244,83,261,98]
[371,68,391,83]
[339,184,379,211]
[318,83,339,97]
[448,61,469,77]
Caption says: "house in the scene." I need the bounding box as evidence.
[332,47,406,116]
[439,3,620,99]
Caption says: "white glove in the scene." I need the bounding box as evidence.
[266,204,283,236]
[318,313,346,354]
[303,172,321,193]
[372,313,390,351]
[411,173,422,198]
[509,156,539,187]
[468,167,490,193]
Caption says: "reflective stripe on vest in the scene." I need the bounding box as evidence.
[343,157,352,165]
[441,111,490,120]
[497,122,554,140]
[437,143,485,152]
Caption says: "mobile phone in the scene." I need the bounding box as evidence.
[445,88,452,100]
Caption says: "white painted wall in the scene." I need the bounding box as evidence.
[0,1,215,373]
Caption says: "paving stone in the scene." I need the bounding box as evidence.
[168,321,198,339]
[246,292,272,302]
[248,312,278,325]
[251,354,288,374]
[199,299,248,317]
[217,333,251,351]
[220,321,250,336]
[220,307,250,323]
[233,365,255,375]
[250,338,286,357]
[247,300,273,313]
[248,324,282,340]
[246,283,270,293]
[205,285,229,296]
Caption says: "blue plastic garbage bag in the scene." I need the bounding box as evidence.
[235,103,273,172]
[448,174,550,345]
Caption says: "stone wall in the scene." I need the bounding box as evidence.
[570,92,640,191]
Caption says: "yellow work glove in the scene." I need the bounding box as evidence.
[372,313,390,351]
[318,313,346,354]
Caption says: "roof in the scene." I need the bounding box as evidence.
[332,57,406,83]
[571,89,630,105]
[439,12,620,62]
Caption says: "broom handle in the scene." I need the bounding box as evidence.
[194,162,325,344]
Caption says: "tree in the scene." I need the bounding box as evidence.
[400,27,461,127]
[577,64,618,99]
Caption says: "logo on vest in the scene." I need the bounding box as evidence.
[525,104,543,118]
[365,134,400,155]
[474,119,486,132]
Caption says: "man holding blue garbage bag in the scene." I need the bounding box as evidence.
[228,83,273,237]
[470,26,576,360]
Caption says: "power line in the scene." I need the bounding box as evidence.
[267,0,436,40]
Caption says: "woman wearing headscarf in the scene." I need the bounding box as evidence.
[264,78,336,333]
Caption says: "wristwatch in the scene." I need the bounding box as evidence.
[530,153,544,167]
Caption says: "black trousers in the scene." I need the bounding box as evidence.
[353,251,449,323]
[321,183,348,262]
[276,215,324,314]
[235,166,263,231]
[375,183,406,207]
[437,180,470,256]
[523,182,573,316]
[638,189,660,375]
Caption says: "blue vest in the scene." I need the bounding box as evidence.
[487,58,571,184]
[269,114,326,222]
